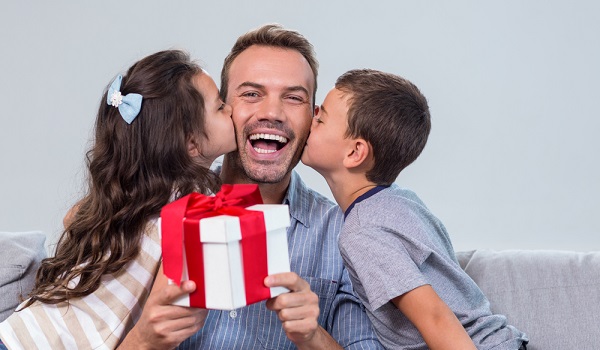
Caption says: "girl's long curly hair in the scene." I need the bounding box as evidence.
[25,50,221,305]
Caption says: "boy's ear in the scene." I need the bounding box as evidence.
[343,138,372,170]
[187,135,200,157]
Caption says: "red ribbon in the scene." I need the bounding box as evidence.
[160,184,271,307]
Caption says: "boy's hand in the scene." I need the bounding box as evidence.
[118,267,207,350]
[264,272,342,350]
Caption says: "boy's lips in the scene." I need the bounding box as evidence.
[248,132,289,155]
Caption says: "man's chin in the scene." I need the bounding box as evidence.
[244,166,291,184]
[230,143,303,184]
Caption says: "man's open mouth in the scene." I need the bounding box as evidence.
[249,133,289,154]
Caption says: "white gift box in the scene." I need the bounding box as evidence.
[160,204,290,310]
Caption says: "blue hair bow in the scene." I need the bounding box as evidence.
[106,75,143,124]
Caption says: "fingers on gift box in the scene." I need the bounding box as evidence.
[160,185,291,310]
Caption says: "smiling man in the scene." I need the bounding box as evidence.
[175,24,383,350]
[221,43,313,200]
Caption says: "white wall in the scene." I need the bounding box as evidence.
[1,1,598,253]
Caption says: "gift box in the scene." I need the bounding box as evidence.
[160,185,291,310]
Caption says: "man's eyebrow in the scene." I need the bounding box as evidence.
[235,81,265,91]
[283,85,310,96]
[234,82,310,99]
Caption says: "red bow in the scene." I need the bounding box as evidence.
[160,184,269,307]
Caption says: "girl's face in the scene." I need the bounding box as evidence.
[193,72,236,167]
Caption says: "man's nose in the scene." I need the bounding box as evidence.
[257,96,285,122]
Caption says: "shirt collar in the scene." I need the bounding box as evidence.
[344,185,389,219]
[283,171,311,228]
[214,166,311,228]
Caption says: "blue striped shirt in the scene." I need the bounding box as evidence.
[177,171,382,349]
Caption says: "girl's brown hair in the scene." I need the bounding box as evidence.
[26,50,220,305]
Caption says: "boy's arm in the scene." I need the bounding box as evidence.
[392,285,476,350]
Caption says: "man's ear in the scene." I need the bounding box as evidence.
[343,138,371,170]
[187,135,200,157]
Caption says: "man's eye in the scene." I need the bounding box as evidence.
[286,95,305,103]
[242,91,260,98]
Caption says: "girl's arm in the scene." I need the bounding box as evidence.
[392,285,476,350]
[63,202,81,228]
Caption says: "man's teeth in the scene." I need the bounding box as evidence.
[249,133,288,143]
[254,148,276,154]
[249,133,289,154]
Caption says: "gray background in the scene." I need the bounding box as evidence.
[1,1,598,253]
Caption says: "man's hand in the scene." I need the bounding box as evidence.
[265,272,342,350]
[118,267,207,350]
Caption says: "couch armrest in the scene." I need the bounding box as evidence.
[0,231,47,322]
[456,249,600,350]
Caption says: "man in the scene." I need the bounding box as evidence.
[122,24,382,350]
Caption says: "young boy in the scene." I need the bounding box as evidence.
[302,69,528,349]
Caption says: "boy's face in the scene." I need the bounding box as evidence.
[301,87,352,177]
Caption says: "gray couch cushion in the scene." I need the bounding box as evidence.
[457,249,600,350]
[0,231,46,322]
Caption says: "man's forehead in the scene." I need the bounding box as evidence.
[228,46,315,93]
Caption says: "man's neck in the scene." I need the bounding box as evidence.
[254,179,291,204]
[220,159,291,205]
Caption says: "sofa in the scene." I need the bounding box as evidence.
[1,231,598,349]
[0,231,46,322]
[457,249,600,350]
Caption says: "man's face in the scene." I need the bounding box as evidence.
[225,45,315,184]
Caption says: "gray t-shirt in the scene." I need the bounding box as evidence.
[339,185,527,349]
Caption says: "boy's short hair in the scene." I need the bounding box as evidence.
[336,69,431,185]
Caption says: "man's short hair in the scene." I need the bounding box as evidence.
[220,23,319,106]
[336,69,431,185]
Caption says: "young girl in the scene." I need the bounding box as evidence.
[0,49,236,349]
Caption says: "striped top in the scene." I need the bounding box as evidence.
[177,171,383,349]
[0,220,162,350]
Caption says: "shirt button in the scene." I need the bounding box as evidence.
[229,310,237,318]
